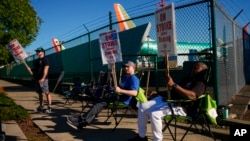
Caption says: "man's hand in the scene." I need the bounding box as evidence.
[115,86,121,94]
[39,78,45,84]
[167,75,175,87]
[149,90,157,96]
[147,90,159,100]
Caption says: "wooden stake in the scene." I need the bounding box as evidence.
[165,54,171,99]
[165,54,169,76]
[111,63,117,88]
[21,59,33,76]
[145,65,150,97]
[119,68,123,84]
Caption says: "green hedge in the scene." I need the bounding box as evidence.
[0,92,30,121]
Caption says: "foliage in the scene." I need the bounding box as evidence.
[0,92,51,140]
[0,0,42,65]
[0,92,30,121]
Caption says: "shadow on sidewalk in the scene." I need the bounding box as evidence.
[4,85,34,92]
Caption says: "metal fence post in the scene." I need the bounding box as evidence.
[210,0,219,104]
[83,24,93,80]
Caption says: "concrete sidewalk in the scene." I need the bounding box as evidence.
[0,80,230,141]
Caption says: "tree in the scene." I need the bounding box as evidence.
[0,0,42,65]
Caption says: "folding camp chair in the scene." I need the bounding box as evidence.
[104,97,134,132]
[163,94,216,141]
[104,86,147,132]
[162,61,216,141]
[104,92,142,131]
[62,77,85,105]
[79,71,113,112]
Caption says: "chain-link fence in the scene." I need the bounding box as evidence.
[0,0,248,105]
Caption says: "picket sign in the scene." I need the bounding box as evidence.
[99,29,123,88]
[7,39,33,75]
[155,3,177,95]
[155,3,177,57]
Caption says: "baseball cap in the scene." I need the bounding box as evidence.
[123,61,135,68]
[35,47,45,52]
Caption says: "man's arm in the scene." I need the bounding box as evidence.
[39,65,49,83]
[115,87,137,96]
[167,75,197,100]
[115,75,139,97]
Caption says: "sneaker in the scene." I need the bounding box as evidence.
[128,135,148,141]
[45,107,52,113]
[67,116,79,124]
[67,118,80,130]
[67,116,86,130]
[36,106,43,112]
[78,117,87,129]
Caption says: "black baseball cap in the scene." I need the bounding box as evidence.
[35,47,45,52]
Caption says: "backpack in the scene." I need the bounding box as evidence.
[200,95,218,125]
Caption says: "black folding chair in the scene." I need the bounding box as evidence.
[104,94,138,132]
[104,86,148,132]
[79,71,113,112]
[62,77,85,105]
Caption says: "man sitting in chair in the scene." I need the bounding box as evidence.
[67,61,140,130]
[128,62,208,141]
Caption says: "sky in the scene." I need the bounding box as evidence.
[26,0,157,54]
[26,0,250,54]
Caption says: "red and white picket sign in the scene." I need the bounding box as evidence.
[155,3,177,57]
[99,29,123,88]
[7,39,28,62]
[155,3,177,97]
[7,39,33,75]
[99,29,123,65]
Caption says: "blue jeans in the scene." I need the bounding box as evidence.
[82,94,116,124]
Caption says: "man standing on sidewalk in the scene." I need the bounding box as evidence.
[32,47,52,113]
